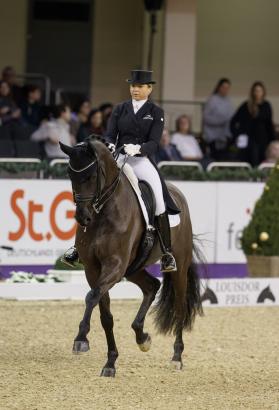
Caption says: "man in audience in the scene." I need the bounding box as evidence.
[155,128,182,163]
[31,104,75,159]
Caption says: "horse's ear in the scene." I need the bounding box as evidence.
[59,142,74,157]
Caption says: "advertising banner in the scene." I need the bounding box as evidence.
[215,182,264,263]
[0,180,75,265]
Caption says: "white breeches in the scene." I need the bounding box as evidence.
[118,155,166,216]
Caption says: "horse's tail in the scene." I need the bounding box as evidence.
[152,239,204,335]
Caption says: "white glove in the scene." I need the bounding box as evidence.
[107,143,116,153]
[124,144,141,156]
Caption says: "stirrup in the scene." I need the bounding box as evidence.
[160,252,177,273]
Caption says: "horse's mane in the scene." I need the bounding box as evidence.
[85,134,111,149]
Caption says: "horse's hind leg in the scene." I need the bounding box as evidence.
[171,325,184,370]
[99,292,118,377]
[128,269,161,352]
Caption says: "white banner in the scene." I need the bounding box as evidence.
[201,278,279,307]
[0,179,263,266]
[1,278,279,305]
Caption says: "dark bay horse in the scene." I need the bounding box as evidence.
[60,138,203,377]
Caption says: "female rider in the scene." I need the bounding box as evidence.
[64,70,178,272]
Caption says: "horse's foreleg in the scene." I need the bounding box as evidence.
[128,270,161,352]
[73,287,99,354]
[99,292,118,377]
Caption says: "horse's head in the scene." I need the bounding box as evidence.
[60,137,116,228]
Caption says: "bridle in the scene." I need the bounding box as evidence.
[71,145,127,214]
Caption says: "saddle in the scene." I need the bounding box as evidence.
[125,180,156,277]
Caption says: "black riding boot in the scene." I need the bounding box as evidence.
[155,212,177,272]
[61,246,79,268]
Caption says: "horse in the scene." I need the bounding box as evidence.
[60,137,203,377]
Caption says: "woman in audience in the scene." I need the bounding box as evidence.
[264,141,279,164]
[171,115,203,161]
[20,85,42,129]
[70,99,91,137]
[230,82,275,166]
[99,102,113,131]
[203,78,234,160]
[155,128,182,163]
[0,80,21,126]
[77,108,103,142]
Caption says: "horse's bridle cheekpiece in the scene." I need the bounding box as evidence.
[68,141,127,214]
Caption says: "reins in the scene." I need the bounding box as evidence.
[73,145,128,214]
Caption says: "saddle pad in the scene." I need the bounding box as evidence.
[121,163,180,228]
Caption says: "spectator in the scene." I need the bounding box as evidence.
[171,115,203,161]
[0,80,21,126]
[155,128,182,163]
[99,102,113,131]
[263,141,279,164]
[230,81,275,166]
[77,108,103,142]
[31,104,75,159]
[1,66,23,105]
[20,85,42,129]
[203,78,234,160]
[70,99,91,137]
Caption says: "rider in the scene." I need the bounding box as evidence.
[63,70,178,272]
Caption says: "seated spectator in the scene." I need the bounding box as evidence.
[263,141,279,164]
[31,104,75,159]
[230,81,275,166]
[1,66,23,105]
[99,102,113,131]
[171,115,203,161]
[203,78,234,160]
[70,99,91,137]
[155,128,182,163]
[0,80,21,126]
[20,85,42,129]
[77,108,103,142]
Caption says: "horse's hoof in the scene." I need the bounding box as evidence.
[138,334,152,352]
[171,360,183,370]
[100,367,116,377]
[72,340,90,354]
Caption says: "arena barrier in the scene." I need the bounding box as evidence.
[0,278,278,307]
[0,178,265,278]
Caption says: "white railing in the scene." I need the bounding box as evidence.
[158,160,203,171]
[258,162,275,171]
[0,158,43,178]
[206,162,252,172]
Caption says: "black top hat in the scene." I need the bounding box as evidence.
[126,70,156,84]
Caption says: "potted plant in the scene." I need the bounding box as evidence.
[241,161,279,277]
[47,256,86,283]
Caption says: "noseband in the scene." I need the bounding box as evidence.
[70,148,127,214]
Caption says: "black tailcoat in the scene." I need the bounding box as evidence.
[105,99,180,214]
[105,99,164,156]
